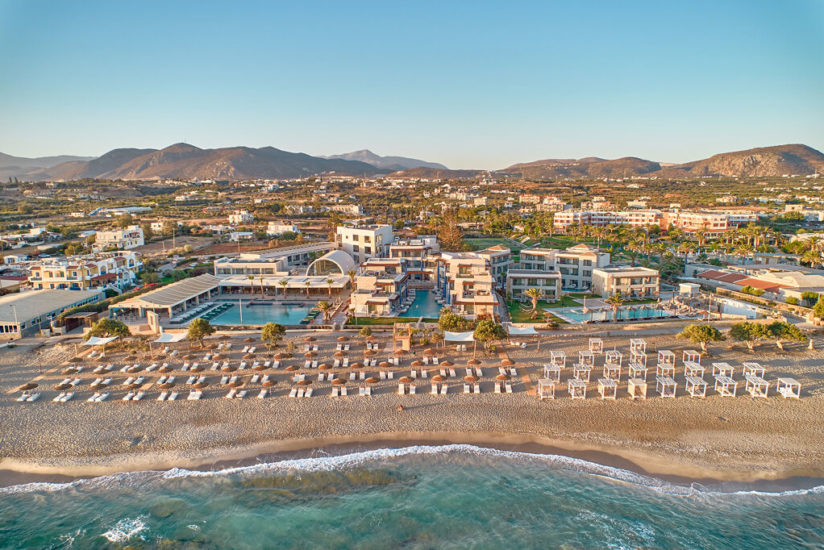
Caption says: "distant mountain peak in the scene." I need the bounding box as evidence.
[325,150,447,171]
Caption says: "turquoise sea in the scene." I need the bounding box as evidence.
[1,445,822,549]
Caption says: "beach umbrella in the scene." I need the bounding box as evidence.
[501,359,514,367]
[398,376,413,384]
[423,348,435,356]
[467,358,481,365]
[159,364,173,373]
[496,373,511,381]
[378,361,390,368]
[183,354,193,360]
[364,348,376,356]
[411,360,423,367]
[193,381,209,389]
[318,363,329,370]
[17,382,38,391]
[190,364,203,372]
[228,379,244,388]
[464,375,479,383]
[331,378,345,385]
[334,350,346,357]
[304,351,316,358]
[365,335,375,341]
[285,365,298,371]
[159,381,176,389]
[394,349,407,356]
[304,336,316,342]
[350,362,362,369]
[365,377,380,384]
[252,363,266,371]
[63,366,78,374]
[243,353,254,360]
[274,352,289,360]
[221,364,237,372]
[440,360,453,367]
[262,379,277,387]
[431,374,446,383]
[297,379,312,386]
[244,337,254,343]
[337,336,348,342]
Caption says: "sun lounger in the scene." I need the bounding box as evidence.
[251,374,261,384]
[297,388,305,398]
[398,383,406,395]
[158,391,168,401]
[133,391,145,401]
[341,386,348,396]
[258,389,268,398]
[365,386,372,396]
[361,386,368,396]
[16,392,30,402]
[167,376,176,384]
[306,387,314,397]
[87,392,101,402]
[97,392,109,402]
[225,389,237,399]
[273,360,281,369]
[464,383,471,394]
[239,361,247,370]
[438,384,447,395]
[263,361,271,368]
[509,368,517,377]
[249,346,256,354]
[432,357,439,365]
[431,384,439,395]
[242,346,249,353]
[229,375,238,385]
[61,392,74,402]
[312,360,318,369]
[350,372,356,381]
[474,383,481,393]
[53,392,65,402]
[449,368,457,377]
[170,350,179,357]
[236,390,248,399]
[289,387,298,397]
[220,375,229,385]
[186,375,196,385]
[182,362,190,371]
[261,374,270,384]
[474,367,483,377]
[123,391,135,401]
[169,391,178,400]
[506,383,513,393]
[344,344,350,351]
[211,362,219,370]
[380,371,386,380]
[494,382,502,393]
[409,384,416,394]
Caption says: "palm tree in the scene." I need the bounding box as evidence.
[605,292,624,322]
[304,280,311,297]
[317,300,332,322]
[279,279,288,298]
[327,278,334,297]
[524,288,542,314]
[247,275,254,295]
[347,269,357,288]
[259,275,265,296]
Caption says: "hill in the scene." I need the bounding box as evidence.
[24,144,380,181]
[503,144,824,179]
[386,167,483,179]
[0,152,94,180]
[325,149,448,171]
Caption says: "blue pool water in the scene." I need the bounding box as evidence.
[559,306,676,323]
[1,445,822,548]
[398,290,442,318]
[208,302,313,326]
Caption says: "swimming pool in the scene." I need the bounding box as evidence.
[557,306,677,323]
[398,290,442,318]
[209,302,314,326]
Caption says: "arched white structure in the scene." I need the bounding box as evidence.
[306,250,356,277]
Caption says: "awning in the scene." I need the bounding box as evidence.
[507,325,538,336]
[82,336,119,346]
[154,333,187,343]
[443,331,474,342]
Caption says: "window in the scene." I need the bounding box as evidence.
[353,245,360,252]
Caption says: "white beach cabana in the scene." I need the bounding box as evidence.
[578,350,594,367]
[443,331,476,356]
[711,362,734,379]
[543,363,561,382]
[742,362,765,378]
[683,350,701,365]
[628,378,647,400]
[589,337,603,354]
[538,378,555,399]
[549,350,566,368]
[745,375,770,398]
[629,338,647,354]
[154,333,187,343]
[568,378,587,399]
[597,378,617,400]
[628,361,647,380]
[685,376,707,398]
[714,375,738,397]
[656,376,677,398]
[777,378,801,399]
[507,324,541,349]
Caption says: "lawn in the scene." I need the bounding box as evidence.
[507,297,580,323]
[463,237,525,252]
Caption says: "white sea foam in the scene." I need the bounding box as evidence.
[100,515,148,543]
[2,444,823,499]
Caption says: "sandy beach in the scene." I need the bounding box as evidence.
[2,328,823,487]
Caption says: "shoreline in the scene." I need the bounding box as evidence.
[2,430,823,493]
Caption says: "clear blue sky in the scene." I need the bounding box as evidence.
[1,0,822,169]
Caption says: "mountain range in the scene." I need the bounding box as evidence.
[1,143,821,182]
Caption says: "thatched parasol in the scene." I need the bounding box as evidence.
[364,348,376,356]
[190,364,203,372]
[285,365,299,371]
[193,381,209,389]
[411,360,423,367]
[54,382,71,390]
[244,337,254,343]
[17,382,38,391]
[159,381,176,389]
[228,379,244,388]
[252,363,266,371]
[464,375,479,383]
[379,361,390,369]
[440,360,453,367]
[431,374,446,383]
[501,358,514,367]
[183,354,193,360]
[317,363,329,370]
[304,351,316,358]
[274,352,289,360]
[349,362,362,369]
[221,364,237,372]
[496,373,511,381]
[337,336,348,342]
[467,358,481,365]
[304,336,316,342]
[394,349,407,356]
[243,353,254,360]
[297,379,312,386]
[262,379,277,387]
[398,376,413,384]
[331,378,345,385]
[63,366,79,374]
[334,350,345,357]
[365,335,375,341]
[365,376,380,384]
[219,334,231,340]
[423,348,435,356]
[159,364,173,373]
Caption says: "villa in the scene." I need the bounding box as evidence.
[517,244,610,291]
[27,251,142,291]
[592,266,660,298]
[93,225,145,251]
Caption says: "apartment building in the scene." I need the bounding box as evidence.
[553,210,662,231]
[516,244,610,291]
[388,236,440,284]
[350,258,409,316]
[228,210,254,225]
[477,245,512,288]
[266,222,300,236]
[592,266,660,298]
[335,224,394,265]
[28,252,142,291]
[94,225,145,251]
[436,252,498,318]
[505,269,562,302]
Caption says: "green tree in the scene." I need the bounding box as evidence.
[677,323,725,352]
[729,322,770,351]
[473,319,506,350]
[766,321,807,350]
[438,307,473,332]
[84,318,131,341]
[359,326,372,338]
[279,279,288,297]
[261,322,285,350]
[605,292,624,321]
[814,296,824,320]
[187,318,214,348]
[317,300,332,322]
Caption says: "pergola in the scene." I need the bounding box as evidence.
[742,362,765,378]
[605,350,622,367]
[597,378,617,400]
[628,361,647,380]
[656,376,677,398]
[630,349,647,367]
[683,350,701,365]
[714,375,738,397]
[578,350,594,367]
[543,363,561,382]
[745,375,770,398]
[684,361,705,378]
[630,338,647,354]
[568,378,587,399]
[573,363,592,382]
[628,378,647,400]
[589,337,603,354]
[712,362,734,378]
[550,350,566,368]
[538,378,555,399]
[777,378,801,399]
[685,376,707,398]
[658,350,675,367]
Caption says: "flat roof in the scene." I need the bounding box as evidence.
[119,274,221,308]
[0,289,102,324]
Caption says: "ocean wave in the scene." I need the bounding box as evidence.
[100,515,148,543]
[3,444,823,499]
